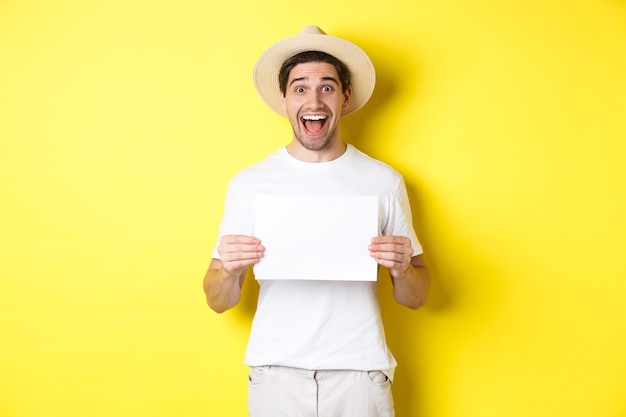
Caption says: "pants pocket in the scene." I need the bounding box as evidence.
[367,371,395,417]
[367,370,390,386]
[248,365,270,386]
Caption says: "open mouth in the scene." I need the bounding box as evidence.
[301,114,328,136]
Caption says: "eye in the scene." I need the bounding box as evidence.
[321,85,333,92]
[295,86,305,93]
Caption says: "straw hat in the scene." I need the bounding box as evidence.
[253,26,376,117]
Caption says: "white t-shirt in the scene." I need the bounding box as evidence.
[212,144,422,379]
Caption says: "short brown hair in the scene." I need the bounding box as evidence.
[278,51,352,95]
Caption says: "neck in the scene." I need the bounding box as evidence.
[286,140,347,163]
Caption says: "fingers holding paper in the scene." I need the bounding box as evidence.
[204,234,264,313]
[369,235,414,278]
[370,235,430,309]
[217,234,265,276]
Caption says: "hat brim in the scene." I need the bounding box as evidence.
[253,32,376,117]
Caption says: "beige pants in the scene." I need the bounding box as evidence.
[247,365,395,417]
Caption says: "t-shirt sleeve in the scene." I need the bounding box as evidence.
[211,176,254,259]
[383,177,423,257]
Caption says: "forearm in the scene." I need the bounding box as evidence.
[390,259,430,310]
[203,260,245,313]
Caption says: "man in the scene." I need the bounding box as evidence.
[203,26,430,417]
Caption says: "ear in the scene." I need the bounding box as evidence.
[342,86,352,111]
[280,93,287,112]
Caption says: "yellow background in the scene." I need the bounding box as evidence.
[1,0,625,416]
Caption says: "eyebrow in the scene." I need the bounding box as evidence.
[288,76,340,88]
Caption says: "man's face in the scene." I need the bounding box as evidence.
[280,62,352,152]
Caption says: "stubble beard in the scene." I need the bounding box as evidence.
[292,124,339,151]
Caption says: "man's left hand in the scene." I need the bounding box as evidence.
[368,236,414,278]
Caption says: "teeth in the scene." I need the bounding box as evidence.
[302,115,327,120]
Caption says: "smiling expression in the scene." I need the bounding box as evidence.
[280,62,352,159]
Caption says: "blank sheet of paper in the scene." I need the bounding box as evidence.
[253,195,379,281]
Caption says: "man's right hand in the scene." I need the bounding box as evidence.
[217,234,265,278]
[204,235,264,313]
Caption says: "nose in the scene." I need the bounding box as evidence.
[305,90,324,109]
